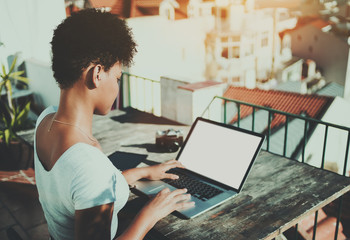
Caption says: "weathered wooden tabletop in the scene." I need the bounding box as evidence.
[19,109,350,240]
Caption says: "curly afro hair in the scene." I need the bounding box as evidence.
[51,8,137,89]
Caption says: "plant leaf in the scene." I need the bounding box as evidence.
[12,75,29,84]
[16,102,31,122]
[4,129,10,145]
[8,56,17,74]
[9,71,25,77]
[0,81,4,93]
[2,63,6,75]
[5,81,13,108]
[2,100,14,121]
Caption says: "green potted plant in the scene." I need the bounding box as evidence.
[0,49,34,170]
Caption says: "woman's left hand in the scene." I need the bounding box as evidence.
[145,159,184,181]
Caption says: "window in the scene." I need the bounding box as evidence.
[220,8,227,18]
[232,46,240,58]
[232,76,240,83]
[221,36,228,43]
[221,47,240,59]
[222,77,229,83]
[261,32,269,47]
[212,7,227,18]
[222,47,228,59]
[309,46,313,53]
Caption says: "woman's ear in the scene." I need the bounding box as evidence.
[91,64,103,88]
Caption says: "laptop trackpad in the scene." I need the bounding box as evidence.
[135,180,178,196]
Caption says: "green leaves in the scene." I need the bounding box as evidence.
[0,56,32,145]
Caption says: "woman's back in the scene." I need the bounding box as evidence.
[34,107,129,239]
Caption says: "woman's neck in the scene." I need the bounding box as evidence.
[56,87,95,133]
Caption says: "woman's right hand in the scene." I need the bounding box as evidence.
[116,188,195,240]
[142,188,195,223]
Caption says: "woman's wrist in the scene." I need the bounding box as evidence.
[138,205,158,229]
[142,166,153,179]
[122,167,151,185]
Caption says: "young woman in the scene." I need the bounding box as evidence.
[34,9,194,240]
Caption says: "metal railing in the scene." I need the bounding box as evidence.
[120,72,161,116]
[202,96,350,240]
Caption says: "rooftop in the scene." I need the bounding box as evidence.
[316,82,345,98]
[223,86,334,130]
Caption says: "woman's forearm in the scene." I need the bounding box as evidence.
[122,167,149,185]
[115,208,157,240]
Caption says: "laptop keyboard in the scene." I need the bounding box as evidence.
[163,169,223,201]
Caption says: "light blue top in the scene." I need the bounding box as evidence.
[34,106,129,240]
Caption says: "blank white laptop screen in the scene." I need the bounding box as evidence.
[178,120,262,190]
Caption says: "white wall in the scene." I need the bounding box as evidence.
[290,25,349,88]
[0,0,66,63]
[126,16,209,82]
[160,76,190,120]
[25,58,60,108]
[301,97,350,176]
[176,83,225,125]
[160,77,225,124]
[0,0,66,109]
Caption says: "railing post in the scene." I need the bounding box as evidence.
[283,115,288,157]
[135,76,139,109]
[224,100,227,124]
[237,103,241,127]
[119,72,124,109]
[302,120,308,163]
[342,131,350,176]
[312,211,319,240]
[267,111,272,151]
[152,81,155,114]
[252,106,255,132]
[201,96,216,119]
[334,196,343,240]
[321,125,328,169]
[143,77,146,112]
[294,224,299,240]
[127,73,131,107]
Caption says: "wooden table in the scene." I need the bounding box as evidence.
[19,109,350,240]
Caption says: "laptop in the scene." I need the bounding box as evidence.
[133,117,265,219]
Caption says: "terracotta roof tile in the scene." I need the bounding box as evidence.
[223,87,333,129]
[310,19,331,29]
